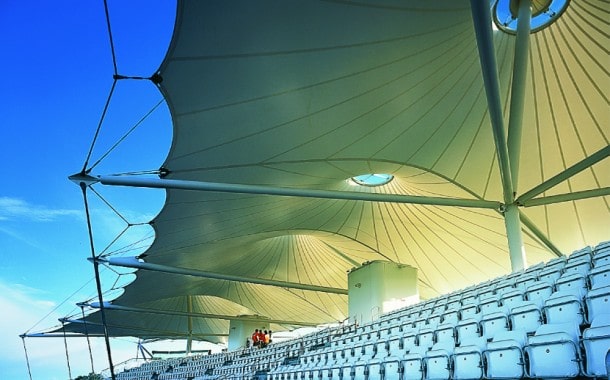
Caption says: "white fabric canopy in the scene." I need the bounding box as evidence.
[62,0,609,342]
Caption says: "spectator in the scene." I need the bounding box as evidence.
[251,329,260,347]
[257,328,266,348]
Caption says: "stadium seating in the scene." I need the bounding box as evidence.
[111,241,610,380]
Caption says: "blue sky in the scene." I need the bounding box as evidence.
[0,1,189,378]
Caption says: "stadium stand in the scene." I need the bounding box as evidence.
[112,241,610,380]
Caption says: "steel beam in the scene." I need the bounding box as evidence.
[87,302,320,326]
[22,333,108,338]
[96,175,502,209]
[105,256,349,295]
[517,145,610,203]
[522,187,610,207]
[60,318,228,339]
[518,210,562,257]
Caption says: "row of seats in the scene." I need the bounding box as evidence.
[267,316,610,379]
[113,241,610,380]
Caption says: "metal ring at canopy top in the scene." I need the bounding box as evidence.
[492,0,571,34]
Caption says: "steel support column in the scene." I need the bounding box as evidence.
[471,0,527,272]
[470,0,514,204]
[186,295,193,354]
[504,204,527,271]
[507,0,532,192]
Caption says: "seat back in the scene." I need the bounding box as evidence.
[478,294,499,313]
[459,302,478,320]
[583,314,610,377]
[543,290,584,325]
[525,281,554,303]
[382,357,402,380]
[366,360,383,380]
[509,300,543,334]
[555,272,588,299]
[593,250,610,267]
[480,307,509,340]
[402,346,427,380]
[589,264,610,288]
[387,336,403,357]
[402,329,418,351]
[538,266,563,284]
[500,288,524,310]
[340,364,353,380]
[435,323,456,344]
[563,257,592,276]
[525,322,582,378]
[483,329,527,379]
[585,285,610,323]
[515,273,539,291]
[424,342,454,380]
[417,328,435,349]
[442,308,459,326]
[456,318,481,345]
[452,337,486,380]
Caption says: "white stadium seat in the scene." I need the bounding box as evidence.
[442,307,460,326]
[583,314,610,378]
[594,250,610,267]
[514,273,539,291]
[365,359,383,380]
[402,345,428,380]
[435,322,456,344]
[452,336,486,380]
[499,288,524,310]
[480,304,510,340]
[423,341,454,380]
[538,264,564,284]
[525,281,554,303]
[509,298,544,335]
[387,336,404,358]
[563,256,592,276]
[381,357,402,380]
[456,314,481,345]
[524,322,582,378]
[483,329,527,379]
[543,290,585,325]
[585,284,610,323]
[589,263,610,289]
[555,272,588,299]
[568,246,592,261]
[417,327,436,350]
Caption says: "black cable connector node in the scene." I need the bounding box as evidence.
[150,73,163,84]
[159,167,171,178]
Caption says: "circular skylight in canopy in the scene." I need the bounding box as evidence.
[493,0,570,34]
[350,173,394,187]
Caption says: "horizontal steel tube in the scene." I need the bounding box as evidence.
[97,175,501,209]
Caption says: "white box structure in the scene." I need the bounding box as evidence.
[348,260,419,325]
